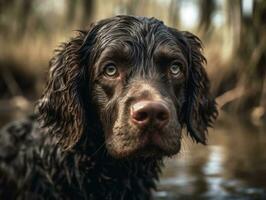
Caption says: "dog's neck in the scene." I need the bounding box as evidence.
[29,118,163,199]
[72,128,163,180]
[61,135,163,199]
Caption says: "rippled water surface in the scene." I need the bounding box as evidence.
[1,113,266,200]
[155,120,266,200]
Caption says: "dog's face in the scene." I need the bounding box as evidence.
[89,17,187,158]
[38,16,217,159]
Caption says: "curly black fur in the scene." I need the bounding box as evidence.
[0,16,217,199]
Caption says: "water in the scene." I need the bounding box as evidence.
[1,112,266,199]
[155,120,266,200]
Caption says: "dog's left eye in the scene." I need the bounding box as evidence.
[169,64,182,76]
[104,64,118,77]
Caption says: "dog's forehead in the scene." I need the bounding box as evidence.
[94,16,176,47]
[85,16,186,69]
[97,15,165,32]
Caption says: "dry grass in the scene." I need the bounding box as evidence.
[0,32,72,76]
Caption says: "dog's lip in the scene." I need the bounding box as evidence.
[108,127,181,158]
[150,131,163,145]
[139,130,163,145]
[139,131,169,151]
[109,134,181,159]
[141,131,181,155]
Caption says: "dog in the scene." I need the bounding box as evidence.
[0,15,217,199]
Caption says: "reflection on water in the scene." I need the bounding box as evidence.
[155,120,266,200]
[1,112,265,199]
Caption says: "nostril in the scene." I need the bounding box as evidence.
[157,111,169,121]
[134,111,148,122]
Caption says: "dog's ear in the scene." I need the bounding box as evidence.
[37,27,95,150]
[180,31,218,144]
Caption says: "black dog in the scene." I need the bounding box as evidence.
[0,15,217,199]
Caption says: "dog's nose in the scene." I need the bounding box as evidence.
[130,101,170,129]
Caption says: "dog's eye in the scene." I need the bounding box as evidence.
[104,64,118,77]
[169,64,182,77]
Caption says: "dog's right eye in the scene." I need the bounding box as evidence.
[169,64,182,78]
[103,64,118,77]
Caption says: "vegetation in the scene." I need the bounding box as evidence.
[0,0,265,125]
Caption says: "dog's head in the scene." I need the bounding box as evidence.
[38,16,217,159]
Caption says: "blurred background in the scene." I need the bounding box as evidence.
[0,0,265,199]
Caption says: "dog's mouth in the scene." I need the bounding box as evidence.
[133,131,181,158]
[106,128,181,159]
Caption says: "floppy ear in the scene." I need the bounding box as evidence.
[37,31,91,150]
[181,31,218,144]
